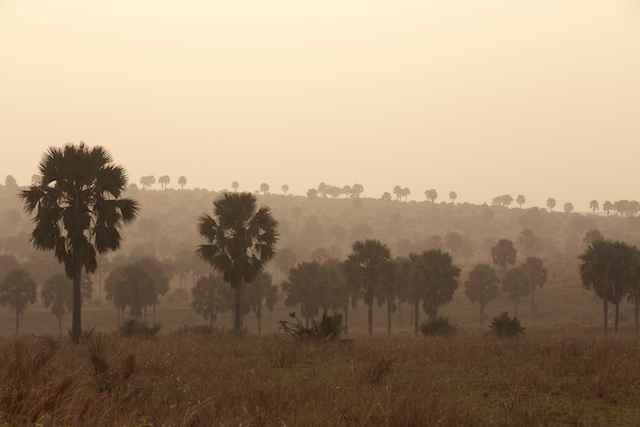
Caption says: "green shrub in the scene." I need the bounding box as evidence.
[118,319,161,339]
[488,312,525,338]
[419,316,458,337]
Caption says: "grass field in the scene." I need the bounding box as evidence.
[2,331,640,426]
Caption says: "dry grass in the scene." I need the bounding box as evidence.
[1,333,640,426]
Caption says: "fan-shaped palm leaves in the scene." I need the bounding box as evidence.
[20,143,139,342]
[197,192,278,331]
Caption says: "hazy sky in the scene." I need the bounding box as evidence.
[1,1,639,210]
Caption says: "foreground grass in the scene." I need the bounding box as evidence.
[1,333,640,426]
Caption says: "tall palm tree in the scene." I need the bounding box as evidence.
[20,143,139,342]
[516,194,526,208]
[579,239,639,334]
[589,200,599,214]
[344,239,393,335]
[196,192,278,332]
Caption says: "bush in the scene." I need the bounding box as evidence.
[118,319,161,339]
[279,312,344,341]
[420,317,458,337]
[172,324,221,336]
[488,312,525,338]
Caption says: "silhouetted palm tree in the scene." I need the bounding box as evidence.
[197,192,278,331]
[158,175,170,190]
[232,181,239,191]
[516,194,526,208]
[465,263,500,325]
[546,197,556,212]
[20,143,139,342]
[589,200,599,214]
[178,176,187,190]
[344,239,393,335]
[449,191,457,204]
[0,268,37,335]
[282,184,289,195]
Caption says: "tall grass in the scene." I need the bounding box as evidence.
[1,333,640,426]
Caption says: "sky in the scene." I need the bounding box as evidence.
[1,1,639,210]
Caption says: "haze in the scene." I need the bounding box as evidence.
[1,1,639,209]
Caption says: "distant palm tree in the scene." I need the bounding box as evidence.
[449,191,457,204]
[158,175,170,190]
[196,192,278,331]
[465,263,499,325]
[20,143,139,342]
[546,197,556,212]
[603,201,613,216]
[393,185,402,200]
[589,200,599,214]
[344,239,393,335]
[178,176,187,190]
[516,194,526,208]
[563,202,574,214]
[282,184,289,195]
[232,181,239,191]
[424,189,438,203]
[260,183,270,195]
[0,268,37,335]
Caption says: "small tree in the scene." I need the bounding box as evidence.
[465,263,500,325]
[491,239,517,274]
[191,273,230,327]
[0,269,37,335]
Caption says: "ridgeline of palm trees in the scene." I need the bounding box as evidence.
[7,142,640,341]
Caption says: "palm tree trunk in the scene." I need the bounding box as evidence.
[603,299,608,334]
[615,302,620,334]
[15,310,19,336]
[480,302,485,326]
[635,300,639,334]
[233,282,244,331]
[153,304,157,325]
[531,287,535,312]
[58,316,62,337]
[258,313,262,334]
[367,302,373,335]
[387,299,392,336]
[72,244,83,343]
[344,302,349,336]
[414,301,420,334]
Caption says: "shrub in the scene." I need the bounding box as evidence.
[488,312,525,338]
[172,324,221,336]
[118,319,161,339]
[279,312,344,341]
[420,316,458,337]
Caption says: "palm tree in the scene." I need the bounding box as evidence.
[520,257,547,312]
[563,202,574,214]
[41,273,92,336]
[282,261,326,328]
[449,191,457,204]
[491,239,517,274]
[344,239,393,335]
[191,273,230,327]
[196,192,278,332]
[589,200,599,214]
[381,192,391,204]
[546,197,556,212]
[20,143,139,342]
[425,189,438,203]
[282,184,289,195]
[516,194,526,208]
[579,239,638,334]
[465,263,500,325]
[158,175,170,190]
[260,183,270,195]
[412,249,460,321]
[232,181,239,192]
[0,269,37,335]
[178,176,187,190]
[502,267,529,317]
[602,200,613,216]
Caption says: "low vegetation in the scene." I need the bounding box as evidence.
[2,333,640,425]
